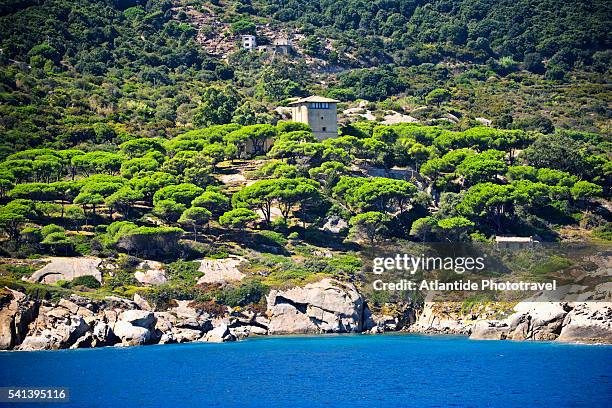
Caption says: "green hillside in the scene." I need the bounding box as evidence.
[0,0,610,157]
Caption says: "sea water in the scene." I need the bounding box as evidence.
[0,334,610,408]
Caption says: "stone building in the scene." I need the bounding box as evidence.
[288,96,340,141]
[257,37,292,54]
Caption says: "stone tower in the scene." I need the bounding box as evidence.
[288,96,340,141]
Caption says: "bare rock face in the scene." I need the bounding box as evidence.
[0,289,39,350]
[509,302,570,341]
[17,306,90,351]
[18,336,54,351]
[469,321,511,340]
[228,310,269,338]
[409,301,476,335]
[558,302,612,343]
[133,293,152,311]
[322,216,348,234]
[119,310,156,329]
[92,321,117,347]
[470,302,570,341]
[469,301,612,344]
[28,257,102,284]
[197,257,246,284]
[266,278,365,335]
[152,301,214,344]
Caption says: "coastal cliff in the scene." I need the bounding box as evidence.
[2,279,612,351]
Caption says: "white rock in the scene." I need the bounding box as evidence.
[113,320,151,346]
[203,322,235,342]
[28,257,102,284]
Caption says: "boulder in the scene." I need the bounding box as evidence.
[173,328,204,343]
[322,216,348,234]
[509,302,570,341]
[470,321,510,340]
[203,322,235,343]
[558,302,612,343]
[92,321,117,347]
[70,332,93,349]
[18,312,90,350]
[112,310,156,346]
[118,310,156,330]
[28,257,102,284]
[158,332,175,345]
[409,301,474,335]
[113,320,151,346]
[266,278,365,335]
[133,293,152,311]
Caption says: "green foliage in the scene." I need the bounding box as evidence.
[333,176,416,214]
[233,177,319,223]
[349,211,389,246]
[178,207,211,241]
[70,275,101,289]
[592,223,612,241]
[216,280,268,307]
[0,0,609,306]
[425,89,451,107]
[166,260,202,286]
[219,208,259,229]
[153,183,204,206]
[192,191,230,215]
[256,230,288,247]
[231,19,256,35]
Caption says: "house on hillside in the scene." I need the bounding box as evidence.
[257,37,292,54]
[288,96,340,141]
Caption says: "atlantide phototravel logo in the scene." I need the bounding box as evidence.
[363,242,610,303]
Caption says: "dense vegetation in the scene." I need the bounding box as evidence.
[0,0,609,309]
[0,0,610,157]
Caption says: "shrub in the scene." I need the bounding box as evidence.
[593,223,612,241]
[216,280,268,307]
[71,275,101,289]
[256,230,287,247]
[166,260,202,286]
[41,224,65,237]
[219,208,258,229]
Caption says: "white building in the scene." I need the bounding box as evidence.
[495,236,534,249]
[241,35,257,51]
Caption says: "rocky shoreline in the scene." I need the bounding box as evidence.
[1,278,611,351]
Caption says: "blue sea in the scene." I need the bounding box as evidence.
[0,334,611,408]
